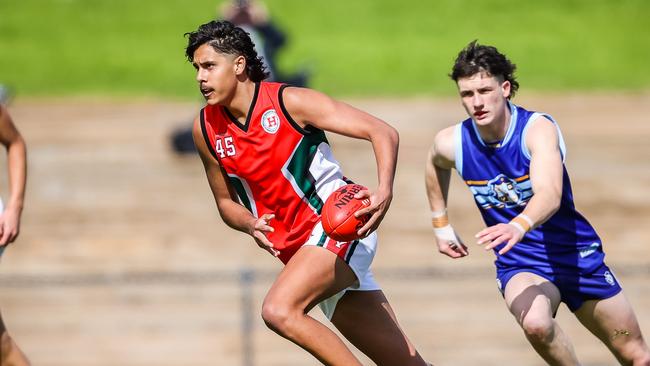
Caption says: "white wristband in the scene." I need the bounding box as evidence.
[509,213,534,234]
[519,214,534,228]
[431,209,447,218]
[509,221,526,234]
[431,209,449,228]
[434,224,456,241]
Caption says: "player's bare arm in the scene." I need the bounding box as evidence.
[424,126,468,258]
[0,105,26,246]
[192,116,279,256]
[477,116,563,255]
[281,87,398,237]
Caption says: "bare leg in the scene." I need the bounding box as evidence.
[331,290,429,366]
[504,272,579,365]
[261,246,362,365]
[0,313,30,366]
[574,292,650,365]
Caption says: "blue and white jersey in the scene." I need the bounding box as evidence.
[455,102,604,274]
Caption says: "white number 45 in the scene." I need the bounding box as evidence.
[215,136,236,158]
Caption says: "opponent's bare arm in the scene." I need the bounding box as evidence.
[0,105,26,246]
[424,125,468,258]
[192,116,279,256]
[281,87,397,237]
[477,116,563,254]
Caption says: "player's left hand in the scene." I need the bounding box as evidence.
[353,187,392,238]
[475,223,524,255]
[249,213,280,257]
[0,207,21,246]
[435,228,468,258]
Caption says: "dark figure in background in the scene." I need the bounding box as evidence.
[222,0,308,87]
[171,0,309,154]
[0,86,12,106]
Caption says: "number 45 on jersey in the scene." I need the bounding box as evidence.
[215,136,236,158]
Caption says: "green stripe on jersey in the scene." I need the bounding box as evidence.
[284,131,328,213]
[317,231,328,247]
[228,175,256,216]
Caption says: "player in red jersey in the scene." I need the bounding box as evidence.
[186,20,430,365]
[0,104,29,366]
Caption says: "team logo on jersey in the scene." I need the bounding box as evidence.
[261,109,281,134]
[468,174,533,209]
[604,271,616,286]
[488,175,525,207]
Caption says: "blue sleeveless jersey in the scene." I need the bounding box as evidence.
[455,103,604,275]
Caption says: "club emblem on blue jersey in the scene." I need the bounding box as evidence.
[467,174,533,209]
[488,174,525,208]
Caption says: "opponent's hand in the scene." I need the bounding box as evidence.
[353,187,392,238]
[434,225,468,258]
[0,207,21,246]
[248,213,279,257]
[476,223,524,255]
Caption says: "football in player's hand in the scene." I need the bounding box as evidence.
[321,184,371,242]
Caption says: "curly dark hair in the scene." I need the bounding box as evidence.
[450,40,519,98]
[185,20,269,82]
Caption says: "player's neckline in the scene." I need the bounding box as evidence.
[224,82,261,132]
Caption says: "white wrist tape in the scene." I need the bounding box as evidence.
[431,209,449,229]
[434,224,457,241]
[509,221,526,234]
[519,214,534,228]
[431,209,447,218]
[509,214,534,234]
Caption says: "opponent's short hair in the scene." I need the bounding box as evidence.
[185,20,269,82]
[450,40,519,98]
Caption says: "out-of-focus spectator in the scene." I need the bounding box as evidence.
[171,0,309,154]
[0,85,12,106]
[221,0,308,86]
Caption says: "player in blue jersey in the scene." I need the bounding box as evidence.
[424,41,650,365]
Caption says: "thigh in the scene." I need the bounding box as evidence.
[504,271,562,324]
[574,291,647,354]
[331,290,425,366]
[265,245,357,311]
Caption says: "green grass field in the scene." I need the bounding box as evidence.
[1,0,649,98]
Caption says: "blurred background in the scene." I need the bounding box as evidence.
[2,0,649,98]
[1,0,649,365]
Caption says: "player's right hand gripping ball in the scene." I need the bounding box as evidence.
[321,184,371,242]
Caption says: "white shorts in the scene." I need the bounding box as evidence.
[302,221,381,319]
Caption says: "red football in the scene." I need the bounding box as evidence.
[321,184,371,242]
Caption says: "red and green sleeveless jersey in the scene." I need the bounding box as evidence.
[200,82,350,263]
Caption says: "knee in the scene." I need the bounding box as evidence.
[521,316,555,344]
[634,354,650,366]
[624,340,650,366]
[260,299,298,335]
